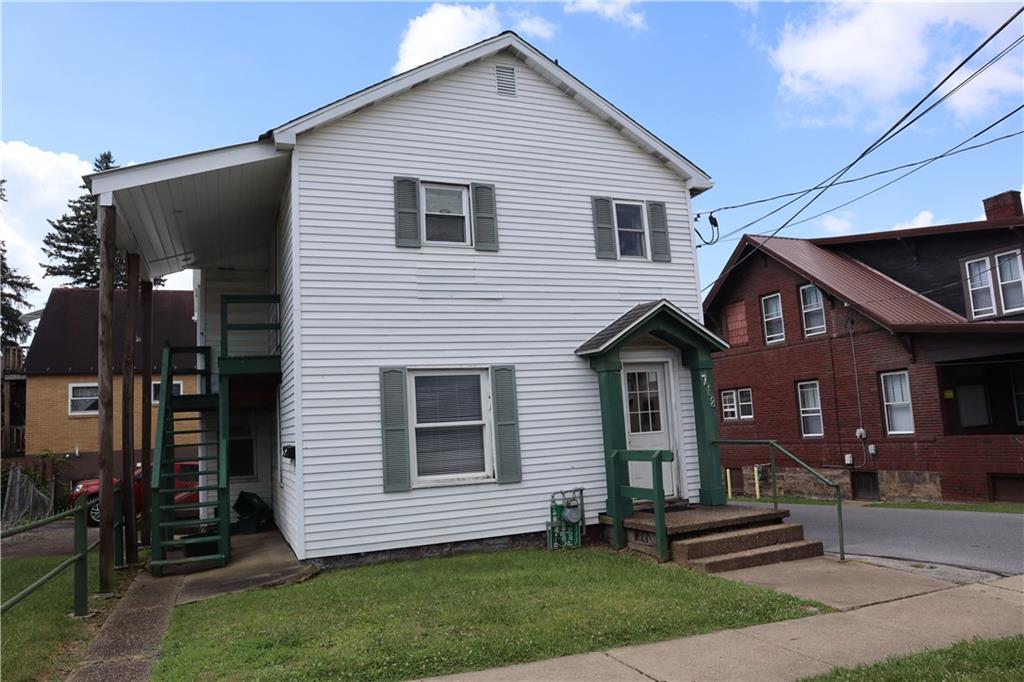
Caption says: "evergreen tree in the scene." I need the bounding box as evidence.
[1,181,39,345]
[40,152,149,288]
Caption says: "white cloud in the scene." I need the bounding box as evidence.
[0,141,90,311]
[818,213,854,235]
[512,11,557,41]
[769,2,1020,125]
[564,1,646,30]
[393,3,502,74]
[890,209,935,231]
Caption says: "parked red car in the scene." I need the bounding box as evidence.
[69,462,200,526]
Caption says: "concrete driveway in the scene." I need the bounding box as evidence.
[755,502,1024,575]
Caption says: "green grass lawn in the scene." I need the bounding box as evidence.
[1,554,99,682]
[803,635,1024,681]
[733,495,838,506]
[865,500,1024,514]
[153,547,825,682]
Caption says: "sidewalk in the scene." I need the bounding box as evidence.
[429,571,1023,682]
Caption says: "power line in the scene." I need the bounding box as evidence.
[700,102,1024,295]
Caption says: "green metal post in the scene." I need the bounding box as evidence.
[74,496,88,617]
[836,487,845,561]
[769,445,779,511]
[218,374,231,562]
[651,454,668,562]
[113,485,124,568]
[686,349,727,506]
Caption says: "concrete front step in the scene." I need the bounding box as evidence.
[686,540,825,573]
[672,523,807,563]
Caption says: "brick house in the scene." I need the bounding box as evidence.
[22,288,199,482]
[702,191,1024,503]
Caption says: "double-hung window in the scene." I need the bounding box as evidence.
[995,250,1024,313]
[761,293,785,344]
[720,390,738,420]
[800,284,826,336]
[797,381,823,437]
[151,380,184,404]
[737,388,754,419]
[965,257,996,318]
[68,383,99,415]
[614,201,648,258]
[880,371,914,435]
[408,369,493,483]
[422,184,470,245]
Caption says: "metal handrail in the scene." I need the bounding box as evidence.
[1,485,123,617]
[607,449,675,562]
[715,439,845,560]
[220,294,281,358]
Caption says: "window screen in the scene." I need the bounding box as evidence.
[423,185,468,243]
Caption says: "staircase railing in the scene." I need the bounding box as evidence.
[715,439,845,560]
[220,294,281,358]
[607,449,674,562]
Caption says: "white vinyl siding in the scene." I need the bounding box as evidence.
[68,383,99,415]
[799,284,826,336]
[965,257,996,318]
[737,388,754,419]
[880,371,914,435]
[761,293,784,344]
[995,250,1024,313]
[797,381,823,437]
[293,53,702,558]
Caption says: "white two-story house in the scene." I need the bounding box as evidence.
[85,32,729,571]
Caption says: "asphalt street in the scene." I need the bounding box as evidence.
[760,502,1024,575]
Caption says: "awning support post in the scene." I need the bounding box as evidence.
[97,200,116,592]
[121,253,140,564]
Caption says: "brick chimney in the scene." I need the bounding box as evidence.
[982,190,1023,220]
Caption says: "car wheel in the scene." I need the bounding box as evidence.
[87,497,101,527]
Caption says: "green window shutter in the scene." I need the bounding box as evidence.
[647,201,672,262]
[379,367,411,492]
[394,177,421,248]
[491,365,522,484]
[471,183,499,251]
[591,197,616,259]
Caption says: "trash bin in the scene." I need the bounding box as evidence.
[233,491,272,534]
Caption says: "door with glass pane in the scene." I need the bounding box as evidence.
[622,363,676,498]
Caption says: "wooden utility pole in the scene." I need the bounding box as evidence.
[121,254,140,564]
[97,201,116,591]
[140,280,153,546]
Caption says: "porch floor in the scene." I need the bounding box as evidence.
[598,504,791,536]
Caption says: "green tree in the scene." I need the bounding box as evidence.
[1,180,39,345]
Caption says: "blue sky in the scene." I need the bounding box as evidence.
[3,1,1022,310]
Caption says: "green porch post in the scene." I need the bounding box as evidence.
[687,349,727,506]
[591,353,632,546]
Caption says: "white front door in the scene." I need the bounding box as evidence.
[622,363,676,498]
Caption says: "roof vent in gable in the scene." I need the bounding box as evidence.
[495,65,517,96]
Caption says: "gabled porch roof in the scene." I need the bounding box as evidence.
[84,141,290,280]
[575,299,728,357]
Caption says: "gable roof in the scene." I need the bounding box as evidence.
[704,234,1024,334]
[576,299,727,356]
[810,215,1024,246]
[25,289,197,375]
[268,31,713,195]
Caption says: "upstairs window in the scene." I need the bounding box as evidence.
[721,388,753,420]
[422,184,470,245]
[68,383,99,415]
[880,371,914,435]
[797,380,823,437]
[962,248,1023,319]
[721,390,738,420]
[800,284,827,336]
[737,388,754,419]
[996,250,1024,313]
[761,293,785,344]
[614,201,647,258]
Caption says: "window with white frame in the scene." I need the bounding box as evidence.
[1012,364,1024,426]
[880,371,914,435]
[422,184,470,245]
[614,201,647,258]
[965,257,996,318]
[797,381,823,437]
[720,389,738,420]
[737,388,754,419]
[995,250,1024,313]
[68,383,99,415]
[761,293,785,344]
[408,369,493,482]
[151,380,184,404]
[800,284,826,336]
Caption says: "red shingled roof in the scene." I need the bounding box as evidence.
[704,234,1024,334]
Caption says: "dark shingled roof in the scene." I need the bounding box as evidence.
[24,289,197,375]
[576,299,727,356]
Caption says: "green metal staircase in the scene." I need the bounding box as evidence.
[149,346,231,575]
